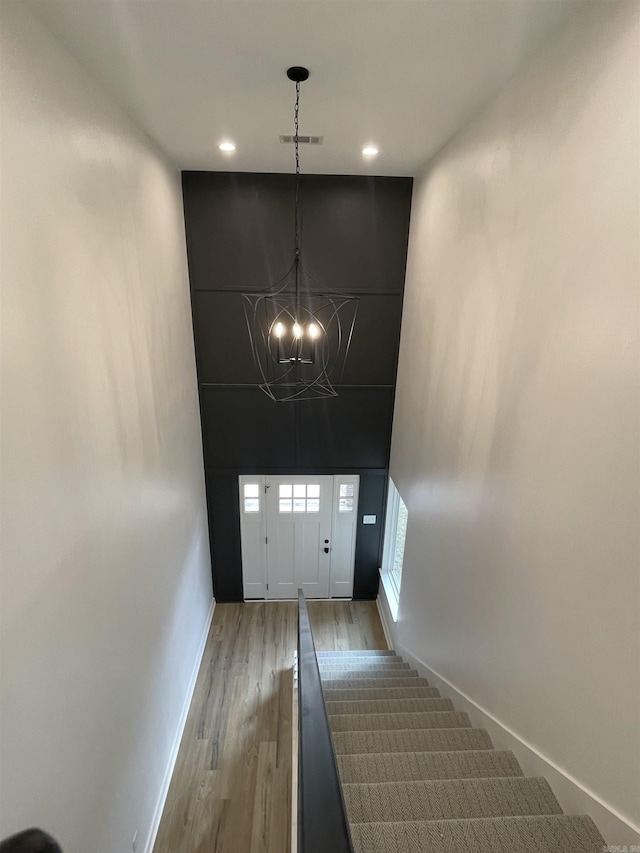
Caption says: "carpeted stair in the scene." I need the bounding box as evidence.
[318,650,606,853]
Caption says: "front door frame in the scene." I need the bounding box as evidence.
[238,473,360,600]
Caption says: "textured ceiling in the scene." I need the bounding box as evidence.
[27,0,584,176]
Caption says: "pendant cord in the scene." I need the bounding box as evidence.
[294,78,301,314]
[294,80,301,183]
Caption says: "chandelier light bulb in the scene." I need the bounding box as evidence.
[293,323,303,339]
[274,322,285,338]
[308,323,319,339]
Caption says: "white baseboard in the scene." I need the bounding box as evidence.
[143,596,216,853]
[394,640,639,848]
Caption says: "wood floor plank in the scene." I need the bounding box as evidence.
[153,600,387,853]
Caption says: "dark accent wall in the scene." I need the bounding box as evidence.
[182,171,412,602]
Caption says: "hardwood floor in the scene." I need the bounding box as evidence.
[153,600,387,853]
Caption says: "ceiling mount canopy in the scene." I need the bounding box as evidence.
[286,66,310,83]
[242,66,359,402]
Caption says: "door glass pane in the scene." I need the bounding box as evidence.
[244,484,260,498]
[244,498,260,513]
[279,499,292,512]
[307,499,320,512]
[279,484,292,498]
[307,484,320,498]
[339,497,354,512]
[340,483,354,497]
[293,484,306,498]
[293,498,306,512]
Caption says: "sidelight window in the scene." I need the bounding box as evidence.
[243,483,261,513]
[338,483,355,512]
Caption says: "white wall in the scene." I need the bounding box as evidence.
[0,4,213,852]
[389,0,639,844]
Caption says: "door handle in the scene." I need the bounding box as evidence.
[324,546,330,554]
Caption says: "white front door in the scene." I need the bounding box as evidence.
[265,475,334,599]
[238,474,360,599]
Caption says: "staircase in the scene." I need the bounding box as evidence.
[318,649,606,853]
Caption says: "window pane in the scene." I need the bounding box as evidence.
[339,497,354,512]
[307,484,320,498]
[307,499,320,512]
[244,498,260,513]
[293,498,306,512]
[244,484,260,498]
[279,499,292,513]
[392,498,408,578]
[340,483,354,497]
[293,484,306,498]
[279,484,292,498]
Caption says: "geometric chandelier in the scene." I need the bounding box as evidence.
[242,66,358,402]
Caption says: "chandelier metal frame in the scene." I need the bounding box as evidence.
[242,66,359,402]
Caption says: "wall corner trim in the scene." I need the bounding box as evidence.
[375,581,394,651]
[394,641,640,849]
[143,596,216,853]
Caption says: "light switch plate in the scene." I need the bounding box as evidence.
[363,515,376,525]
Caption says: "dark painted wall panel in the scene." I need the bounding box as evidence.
[299,175,413,294]
[338,295,403,385]
[202,387,393,471]
[297,390,394,470]
[192,291,258,384]
[183,171,412,602]
[183,171,295,291]
[206,474,243,602]
[201,387,296,469]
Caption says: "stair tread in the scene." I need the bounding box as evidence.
[329,710,472,732]
[322,677,428,690]
[320,668,419,678]
[318,655,405,662]
[319,661,411,670]
[336,750,524,783]
[324,686,441,701]
[349,815,605,853]
[332,727,494,755]
[326,697,453,715]
[343,776,562,823]
[317,649,396,656]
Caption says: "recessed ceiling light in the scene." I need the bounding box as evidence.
[362,145,379,157]
[218,141,236,152]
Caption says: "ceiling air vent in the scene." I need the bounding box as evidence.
[279,135,323,145]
